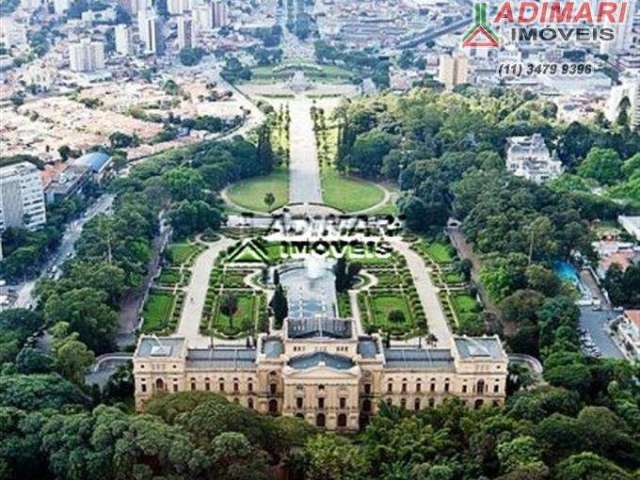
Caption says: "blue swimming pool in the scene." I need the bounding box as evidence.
[553,261,580,285]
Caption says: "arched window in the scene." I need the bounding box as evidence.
[318,384,325,391]
[268,399,278,414]
[414,398,421,411]
[362,399,372,412]
[400,398,407,409]
[444,378,450,392]
[428,398,435,408]
[337,413,347,428]
[233,397,239,404]
[430,378,436,392]
[190,378,196,391]
[233,378,239,392]
[204,378,210,391]
[416,379,422,392]
[401,378,407,393]
[155,378,164,391]
[476,379,485,394]
[247,398,254,409]
[387,381,393,393]
[219,378,225,392]
[248,380,253,392]
[475,399,484,409]
[316,413,326,428]
[295,413,304,419]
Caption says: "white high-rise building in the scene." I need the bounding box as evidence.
[0,162,47,233]
[438,52,469,90]
[20,0,42,11]
[168,0,191,15]
[53,0,70,15]
[607,75,640,130]
[212,0,228,27]
[68,39,105,72]
[599,0,638,55]
[192,3,213,31]
[138,10,164,55]
[0,20,28,47]
[177,16,193,49]
[115,24,133,55]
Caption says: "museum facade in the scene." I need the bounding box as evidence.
[133,317,508,431]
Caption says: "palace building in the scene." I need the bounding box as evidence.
[133,320,508,430]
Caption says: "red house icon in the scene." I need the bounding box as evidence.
[462,25,500,48]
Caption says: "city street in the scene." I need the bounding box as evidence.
[579,306,625,359]
[9,193,115,310]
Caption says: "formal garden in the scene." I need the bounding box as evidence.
[140,241,204,334]
[356,253,428,338]
[411,236,485,336]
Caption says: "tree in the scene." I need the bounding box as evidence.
[622,153,640,178]
[304,434,367,480]
[220,294,239,325]
[256,124,274,174]
[50,323,96,384]
[577,147,623,185]
[555,452,633,480]
[388,309,405,324]
[58,145,71,162]
[15,347,54,374]
[496,436,544,474]
[264,192,276,210]
[270,284,288,328]
[179,47,205,66]
[348,130,396,177]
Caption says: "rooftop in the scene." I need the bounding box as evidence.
[453,336,506,360]
[136,336,186,358]
[287,317,353,339]
[357,337,379,358]
[186,348,256,369]
[288,351,354,370]
[383,348,455,370]
[71,151,111,173]
[624,310,640,328]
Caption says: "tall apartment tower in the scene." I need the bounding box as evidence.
[192,3,213,31]
[600,0,638,55]
[0,162,46,233]
[168,0,191,15]
[68,39,105,72]
[177,16,193,49]
[438,52,469,90]
[212,0,228,27]
[53,0,70,15]
[138,10,165,55]
[114,24,133,55]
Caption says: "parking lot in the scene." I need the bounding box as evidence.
[579,306,625,359]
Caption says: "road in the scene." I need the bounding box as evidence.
[10,193,115,310]
[288,96,323,204]
[579,306,624,359]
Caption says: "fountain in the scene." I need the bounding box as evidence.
[277,257,337,319]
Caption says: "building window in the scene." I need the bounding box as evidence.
[190,380,196,391]
[173,383,178,392]
[400,398,407,409]
[428,398,435,408]
[233,398,239,404]
[363,399,372,412]
[475,399,484,409]
[430,382,435,392]
[296,397,303,409]
[416,381,422,393]
[387,382,393,393]
[155,378,164,392]
[386,398,392,406]
[494,384,500,393]
[141,383,147,393]
[270,383,277,395]
[318,398,325,409]
[233,378,239,392]
[414,398,421,411]
[316,413,326,428]
[462,384,468,393]
[318,384,325,391]
[339,397,347,409]
[205,378,210,391]
[444,379,450,393]
[337,413,347,428]
[248,398,254,409]
[248,381,253,393]
[364,383,371,394]
[268,399,278,414]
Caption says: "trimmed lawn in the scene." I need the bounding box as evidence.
[166,243,200,266]
[227,167,289,213]
[321,169,385,212]
[157,268,181,286]
[212,295,255,337]
[250,63,353,83]
[451,293,484,335]
[370,295,412,329]
[443,272,464,284]
[422,241,455,264]
[142,292,176,333]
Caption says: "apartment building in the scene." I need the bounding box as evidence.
[0,162,47,233]
[69,39,105,72]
